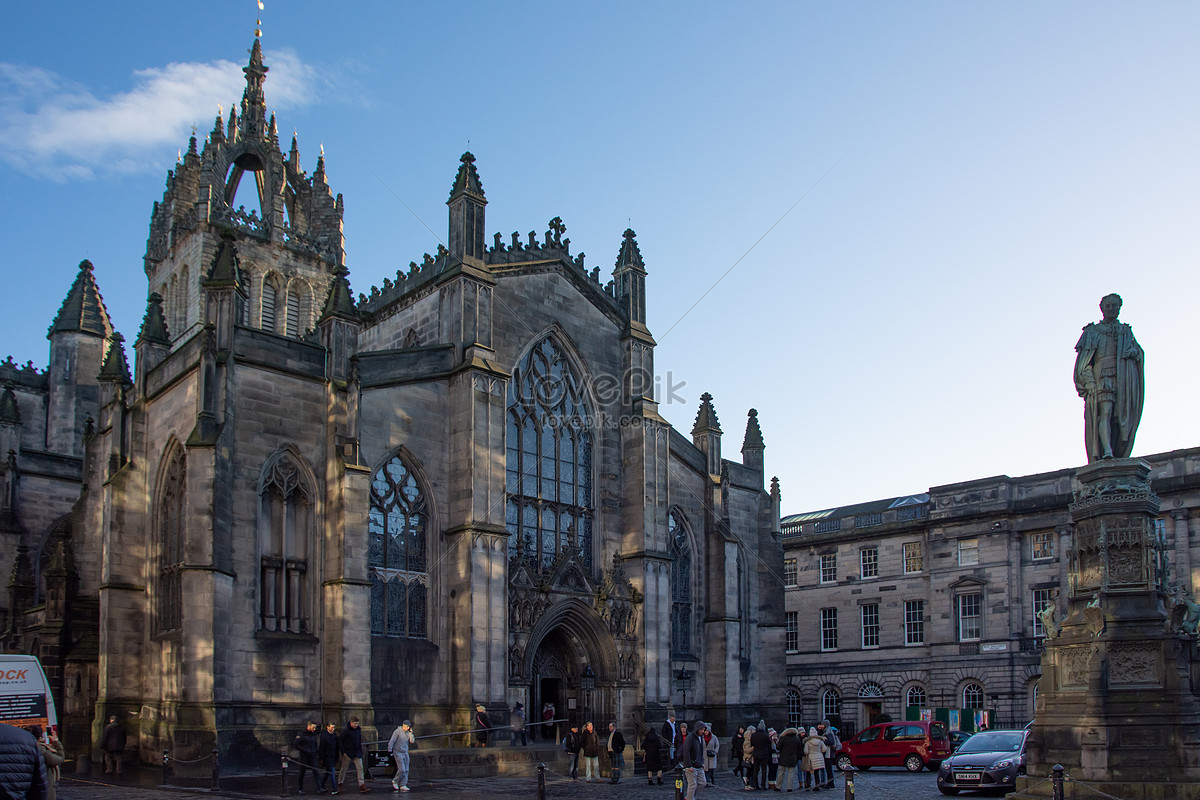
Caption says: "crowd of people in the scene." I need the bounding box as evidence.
[730,720,841,793]
[0,705,842,799]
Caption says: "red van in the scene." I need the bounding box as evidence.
[834,720,952,772]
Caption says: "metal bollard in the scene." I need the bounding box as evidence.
[161,749,170,785]
[844,766,855,800]
[1052,764,1064,800]
[674,764,684,800]
[280,750,289,797]
[537,762,546,800]
[211,748,220,792]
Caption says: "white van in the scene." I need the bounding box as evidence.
[0,655,58,733]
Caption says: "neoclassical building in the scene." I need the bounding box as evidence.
[780,447,1200,738]
[0,35,785,762]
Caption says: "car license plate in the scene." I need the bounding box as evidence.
[955,772,982,782]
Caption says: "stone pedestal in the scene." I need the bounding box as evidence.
[1021,459,1200,798]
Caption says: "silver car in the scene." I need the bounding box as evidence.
[935,729,1028,795]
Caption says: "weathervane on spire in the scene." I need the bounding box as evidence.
[255,0,264,38]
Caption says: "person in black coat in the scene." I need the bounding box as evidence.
[317,721,341,795]
[660,713,678,761]
[292,721,319,794]
[749,722,772,790]
[606,722,626,784]
[337,717,366,791]
[642,728,667,785]
[564,724,582,780]
[0,723,47,800]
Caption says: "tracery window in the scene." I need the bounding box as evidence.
[962,683,984,709]
[369,453,428,638]
[156,447,185,634]
[670,509,693,656]
[505,337,593,569]
[259,455,313,633]
[906,685,927,708]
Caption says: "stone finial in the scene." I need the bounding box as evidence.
[613,228,646,274]
[691,392,722,436]
[448,151,486,202]
[770,476,781,502]
[742,408,765,452]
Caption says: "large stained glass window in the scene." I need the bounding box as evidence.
[670,509,692,656]
[505,337,592,570]
[369,453,428,638]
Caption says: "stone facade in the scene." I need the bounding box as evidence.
[0,36,784,765]
[782,447,1200,737]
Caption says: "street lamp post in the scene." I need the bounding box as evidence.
[676,667,692,718]
[581,664,596,724]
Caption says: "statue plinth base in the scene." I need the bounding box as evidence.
[1024,458,1200,791]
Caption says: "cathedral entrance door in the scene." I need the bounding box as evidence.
[531,631,571,740]
[538,677,562,742]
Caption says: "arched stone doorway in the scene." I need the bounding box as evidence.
[521,599,619,736]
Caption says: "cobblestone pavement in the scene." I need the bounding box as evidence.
[57,765,963,800]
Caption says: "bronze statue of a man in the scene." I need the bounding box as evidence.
[1074,293,1144,462]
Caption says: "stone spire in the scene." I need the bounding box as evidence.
[692,392,722,436]
[448,152,487,264]
[692,392,723,476]
[239,36,269,141]
[135,293,171,347]
[613,229,648,327]
[742,408,765,476]
[98,333,132,386]
[49,260,113,339]
[319,266,358,324]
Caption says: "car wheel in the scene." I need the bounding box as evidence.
[835,754,853,771]
[938,787,959,796]
[904,754,924,772]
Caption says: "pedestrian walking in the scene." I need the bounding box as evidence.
[317,721,341,796]
[387,720,415,792]
[680,721,708,799]
[337,717,369,793]
[100,715,126,776]
[642,727,667,785]
[509,703,527,746]
[292,720,319,795]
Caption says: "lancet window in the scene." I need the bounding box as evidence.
[670,509,693,656]
[505,337,593,570]
[258,454,314,633]
[155,447,186,634]
[369,453,428,638]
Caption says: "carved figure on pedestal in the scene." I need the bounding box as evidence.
[1083,593,1107,638]
[1169,589,1200,636]
[1074,294,1144,462]
[1037,596,1060,640]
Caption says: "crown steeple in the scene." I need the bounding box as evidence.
[239,36,269,141]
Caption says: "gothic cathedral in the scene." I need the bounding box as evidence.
[0,36,785,763]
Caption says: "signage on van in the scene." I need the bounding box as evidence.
[0,656,57,732]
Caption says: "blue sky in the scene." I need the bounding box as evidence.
[2,2,1198,510]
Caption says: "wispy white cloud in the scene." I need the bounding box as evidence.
[0,50,317,181]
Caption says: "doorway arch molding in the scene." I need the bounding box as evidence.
[521,597,618,682]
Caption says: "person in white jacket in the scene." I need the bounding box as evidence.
[388,720,416,792]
